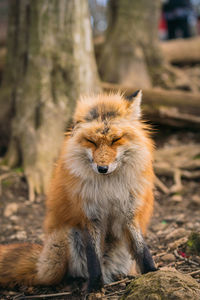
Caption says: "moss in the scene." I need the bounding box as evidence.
[121,269,200,300]
[121,273,165,300]
[174,191,183,196]
[14,167,24,173]
[186,232,200,255]
[2,179,12,187]
[0,158,8,166]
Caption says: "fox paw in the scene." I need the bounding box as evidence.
[87,276,103,293]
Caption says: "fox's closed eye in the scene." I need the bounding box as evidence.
[85,138,97,146]
[112,137,122,145]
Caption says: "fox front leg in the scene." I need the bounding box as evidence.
[126,225,157,274]
[83,227,103,292]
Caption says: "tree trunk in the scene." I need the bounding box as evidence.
[0,0,100,200]
[98,0,163,88]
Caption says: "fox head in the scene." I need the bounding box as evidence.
[65,91,153,178]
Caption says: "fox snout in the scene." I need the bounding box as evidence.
[90,144,118,175]
[92,162,118,174]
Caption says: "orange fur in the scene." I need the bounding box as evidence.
[0,244,42,287]
[0,92,156,288]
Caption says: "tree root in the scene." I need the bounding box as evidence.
[154,144,200,194]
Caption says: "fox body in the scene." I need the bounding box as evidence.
[0,91,156,291]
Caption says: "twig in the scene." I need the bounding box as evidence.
[104,289,125,298]
[187,269,200,276]
[175,261,186,265]
[155,176,170,194]
[188,259,199,266]
[16,291,72,299]
[104,277,132,288]
[170,169,182,193]
[182,170,200,179]
[154,252,167,258]
[13,294,25,300]
[165,262,176,267]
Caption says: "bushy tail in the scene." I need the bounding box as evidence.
[0,243,42,287]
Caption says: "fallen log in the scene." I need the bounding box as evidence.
[102,82,200,113]
[146,106,200,129]
[95,36,200,66]
[102,82,200,129]
[161,37,200,65]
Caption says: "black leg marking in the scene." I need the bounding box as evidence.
[83,229,103,292]
[127,226,157,274]
[136,243,157,274]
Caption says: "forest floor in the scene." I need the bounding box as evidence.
[0,128,200,300]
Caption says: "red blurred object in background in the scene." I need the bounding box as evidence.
[159,12,168,40]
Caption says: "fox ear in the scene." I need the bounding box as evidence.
[125,90,142,119]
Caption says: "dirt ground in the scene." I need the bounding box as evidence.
[0,128,200,300]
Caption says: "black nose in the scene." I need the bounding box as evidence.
[97,165,108,174]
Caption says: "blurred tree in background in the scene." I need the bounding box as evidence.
[98,0,163,88]
[0,0,100,200]
[1,0,199,200]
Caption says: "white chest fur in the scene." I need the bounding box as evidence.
[80,168,143,237]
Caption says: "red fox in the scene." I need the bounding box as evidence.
[0,91,156,292]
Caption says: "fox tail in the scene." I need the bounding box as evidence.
[0,243,42,287]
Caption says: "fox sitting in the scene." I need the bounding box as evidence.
[0,91,156,292]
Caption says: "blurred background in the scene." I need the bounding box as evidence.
[0,0,199,297]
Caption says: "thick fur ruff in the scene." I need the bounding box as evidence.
[0,92,155,287]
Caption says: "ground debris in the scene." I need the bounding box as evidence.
[0,131,200,298]
[154,143,200,194]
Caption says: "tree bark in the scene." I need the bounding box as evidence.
[0,0,101,200]
[98,0,163,88]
